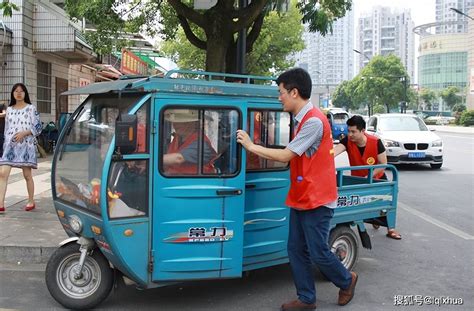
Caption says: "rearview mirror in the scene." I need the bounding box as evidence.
[115,114,137,154]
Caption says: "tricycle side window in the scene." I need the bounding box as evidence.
[160,107,240,177]
[54,94,144,215]
[107,103,150,218]
[246,110,291,170]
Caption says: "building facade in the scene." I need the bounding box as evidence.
[293,10,354,107]
[467,8,474,109]
[435,0,474,34]
[0,0,96,123]
[356,7,415,82]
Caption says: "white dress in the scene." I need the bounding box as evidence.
[0,105,42,168]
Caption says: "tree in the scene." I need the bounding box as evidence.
[353,55,410,114]
[332,80,356,111]
[160,1,304,76]
[0,1,18,17]
[64,0,352,73]
[440,86,462,110]
[419,88,437,111]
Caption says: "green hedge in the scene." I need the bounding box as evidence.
[459,110,474,127]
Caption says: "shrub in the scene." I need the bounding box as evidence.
[459,110,474,127]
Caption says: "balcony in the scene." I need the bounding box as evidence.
[32,1,96,63]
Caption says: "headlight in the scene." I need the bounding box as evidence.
[68,215,83,233]
[432,140,442,147]
[383,139,400,147]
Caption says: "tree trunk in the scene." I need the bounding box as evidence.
[205,35,231,73]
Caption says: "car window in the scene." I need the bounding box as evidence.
[378,116,428,131]
[367,117,377,130]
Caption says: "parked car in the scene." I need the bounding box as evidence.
[366,114,443,169]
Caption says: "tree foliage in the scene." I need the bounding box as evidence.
[64,0,352,73]
[347,55,410,115]
[161,1,304,76]
[0,1,19,17]
[419,88,437,110]
[440,86,462,110]
[332,80,356,111]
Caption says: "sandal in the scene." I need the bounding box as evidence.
[0,207,5,213]
[25,203,35,212]
[386,229,402,240]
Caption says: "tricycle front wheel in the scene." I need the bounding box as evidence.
[45,243,114,310]
[329,225,359,271]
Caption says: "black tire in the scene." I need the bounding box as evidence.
[430,163,442,169]
[45,243,114,310]
[329,225,359,271]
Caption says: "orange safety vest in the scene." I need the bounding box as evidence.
[346,133,384,179]
[165,133,216,174]
[285,107,338,210]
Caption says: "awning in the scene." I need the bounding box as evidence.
[0,21,13,46]
[61,78,146,95]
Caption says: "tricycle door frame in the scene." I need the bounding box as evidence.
[151,97,246,281]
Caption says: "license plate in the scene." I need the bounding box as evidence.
[408,152,425,158]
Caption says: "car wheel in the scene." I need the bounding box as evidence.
[430,163,442,169]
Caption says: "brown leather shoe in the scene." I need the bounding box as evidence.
[281,299,316,310]
[338,272,358,306]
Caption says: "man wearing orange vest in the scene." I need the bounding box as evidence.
[163,109,217,175]
[334,115,401,240]
[237,68,357,310]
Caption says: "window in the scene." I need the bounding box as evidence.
[246,110,291,170]
[108,160,148,218]
[37,60,52,113]
[54,94,144,215]
[161,107,240,177]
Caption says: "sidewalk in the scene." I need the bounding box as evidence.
[0,155,67,265]
[428,125,474,134]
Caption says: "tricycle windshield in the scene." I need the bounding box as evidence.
[54,93,144,215]
[332,112,349,125]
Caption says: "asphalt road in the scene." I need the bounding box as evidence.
[0,132,473,310]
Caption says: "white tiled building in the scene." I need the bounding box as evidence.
[356,7,415,82]
[293,10,354,106]
[0,0,96,123]
[435,0,474,34]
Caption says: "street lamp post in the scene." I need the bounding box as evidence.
[353,49,371,61]
[450,7,474,20]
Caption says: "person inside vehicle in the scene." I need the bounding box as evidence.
[334,115,402,240]
[163,109,217,175]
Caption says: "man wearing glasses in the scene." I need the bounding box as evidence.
[237,68,357,310]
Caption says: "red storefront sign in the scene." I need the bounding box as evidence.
[121,49,148,75]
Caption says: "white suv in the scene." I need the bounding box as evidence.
[366,114,443,169]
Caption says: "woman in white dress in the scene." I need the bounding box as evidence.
[0,83,42,213]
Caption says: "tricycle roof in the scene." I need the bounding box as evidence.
[62,70,279,99]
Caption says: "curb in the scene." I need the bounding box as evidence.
[0,245,57,264]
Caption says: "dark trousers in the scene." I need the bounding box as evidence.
[288,206,352,304]
[0,134,3,157]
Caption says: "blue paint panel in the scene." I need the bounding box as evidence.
[107,222,149,284]
[243,169,290,269]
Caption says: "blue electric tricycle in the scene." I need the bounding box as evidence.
[45,70,398,309]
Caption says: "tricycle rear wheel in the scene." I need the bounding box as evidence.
[329,225,359,271]
[45,243,114,310]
